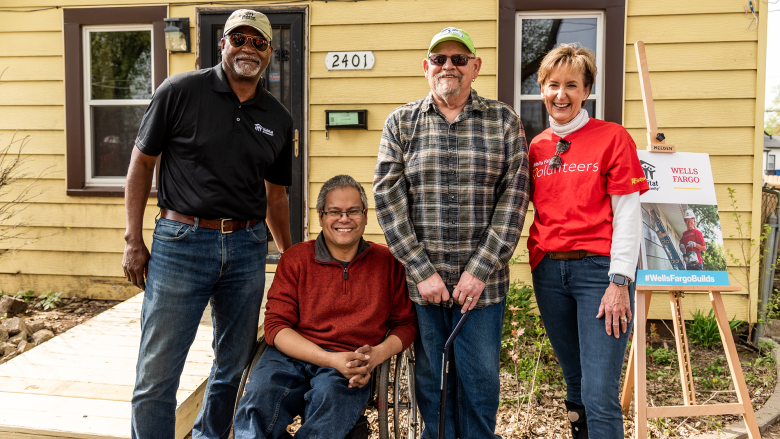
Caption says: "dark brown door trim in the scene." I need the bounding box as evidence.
[498,0,626,124]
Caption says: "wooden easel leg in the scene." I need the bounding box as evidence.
[622,291,653,412]
[669,292,696,405]
[634,290,648,439]
[709,291,761,438]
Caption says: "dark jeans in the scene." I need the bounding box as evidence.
[233,346,371,439]
[413,300,505,439]
[531,255,635,438]
[131,218,268,439]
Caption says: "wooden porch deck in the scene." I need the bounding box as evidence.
[0,275,272,439]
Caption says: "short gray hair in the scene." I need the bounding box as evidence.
[316,175,368,212]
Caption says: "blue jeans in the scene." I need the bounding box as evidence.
[131,218,268,439]
[414,301,505,439]
[233,346,371,439]
[531,255,635,438]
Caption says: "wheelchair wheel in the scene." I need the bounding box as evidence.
[377,358,392,439]
[393,347,420,439]
[378,346,421,439]
[233,336,268,419]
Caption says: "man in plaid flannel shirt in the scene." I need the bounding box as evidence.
[373,27,530,438]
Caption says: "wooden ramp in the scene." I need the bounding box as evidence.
[0,275,272,439]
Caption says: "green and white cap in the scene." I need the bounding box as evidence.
[428,27,476,55]
[223,9,272,43]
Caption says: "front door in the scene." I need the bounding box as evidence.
[200,9,306,262]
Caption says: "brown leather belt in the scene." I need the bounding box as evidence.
[548,250,602,260]
[160,209,258,234]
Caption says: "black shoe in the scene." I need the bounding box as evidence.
[344,414,371,439]
[565,400,588,439]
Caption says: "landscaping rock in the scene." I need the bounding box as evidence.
[26,319,44,333]
[0,326,7,343]
[765,319,780,339]
[3,317,29,337]
[32,329,54,346]
[0,296,28,316]
[1,342,14,357]
[8,333,26,345]
[15,340,33,354]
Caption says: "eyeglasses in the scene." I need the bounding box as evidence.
[548,139,571,169]
[226,33,269,52]
[320,209,366,219]
[427,54,476,67]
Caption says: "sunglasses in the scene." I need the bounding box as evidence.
[548,139,571,169]
[226,33,269,52]
[427,54,476,67]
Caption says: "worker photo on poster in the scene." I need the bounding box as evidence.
[636,151,730,286]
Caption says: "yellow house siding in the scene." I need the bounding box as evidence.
[0,0,768,317]
[624,0,767,321]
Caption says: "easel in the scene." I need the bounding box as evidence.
[619,42,761,438]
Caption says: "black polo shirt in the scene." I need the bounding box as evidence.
[135,64,293,220]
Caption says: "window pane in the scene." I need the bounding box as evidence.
[90,30,152,99]
[520,18,598,95]
[520,100,595,142]
[91,106,146,177]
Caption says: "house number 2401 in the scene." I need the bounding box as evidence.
[325,51,375,70]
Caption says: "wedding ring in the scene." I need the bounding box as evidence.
[620,316,628,322]
[466,297,473,302]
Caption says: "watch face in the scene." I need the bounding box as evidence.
[612,274,628,286]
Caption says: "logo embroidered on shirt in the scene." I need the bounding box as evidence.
[632,177,647,185]
[254,123,273,136]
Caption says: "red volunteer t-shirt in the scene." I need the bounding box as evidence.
[527,118,650,270]
[680,228,706,264]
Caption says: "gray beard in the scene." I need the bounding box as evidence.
[434,74,463,101]
[230,59,262,78]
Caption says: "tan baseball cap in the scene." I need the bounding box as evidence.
[223,9,272,43]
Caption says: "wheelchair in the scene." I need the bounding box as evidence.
[233,335,421,439]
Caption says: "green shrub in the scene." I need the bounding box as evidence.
[647,346,677,366]
[35,291,63,310]
[687,309,721,349]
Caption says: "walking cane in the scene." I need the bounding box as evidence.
[437,308,471,439]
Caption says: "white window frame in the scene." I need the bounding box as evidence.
[769,154,776,171]
[83,24,154,187]
[514,11,605,120]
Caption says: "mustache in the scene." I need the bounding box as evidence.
[434,71,462,81]
[235,55,261,63]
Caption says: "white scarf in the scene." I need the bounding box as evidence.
[550,109,589,138]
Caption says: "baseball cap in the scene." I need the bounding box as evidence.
[223,9,272,43]
[428,27,476,55]
[684,209,696,219]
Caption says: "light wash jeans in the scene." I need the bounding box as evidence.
[131,218,267,439]
[233,346,371,439]
[532,254,635,438]
[413,300,505,439]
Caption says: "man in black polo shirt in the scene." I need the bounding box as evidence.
[122,9,293,439]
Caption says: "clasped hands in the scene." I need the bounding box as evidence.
[417,271,486,313]
[330,345,385,388]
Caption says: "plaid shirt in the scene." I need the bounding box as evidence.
[373,89,530,308]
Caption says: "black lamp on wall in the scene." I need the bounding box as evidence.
[164,17,190,53]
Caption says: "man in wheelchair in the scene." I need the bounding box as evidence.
[233,175,418,438]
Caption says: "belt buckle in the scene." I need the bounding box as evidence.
[220,218,233,234]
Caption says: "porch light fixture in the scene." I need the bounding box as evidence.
[164,17,190,53]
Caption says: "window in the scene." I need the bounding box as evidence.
[768,154,776,172]
[64,7,167,196]
[83,25,153,187]
[514,12,604,141]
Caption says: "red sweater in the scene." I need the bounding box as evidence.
[264,235,418,353]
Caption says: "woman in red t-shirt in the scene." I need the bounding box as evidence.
[526,44,649,438]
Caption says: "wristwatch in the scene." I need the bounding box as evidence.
[610,273,632,287]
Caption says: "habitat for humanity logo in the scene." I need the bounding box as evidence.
[640,160,659,191]
[254,124,273,136]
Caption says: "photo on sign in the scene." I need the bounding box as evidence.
[641,203,727,272]
[636,151,730,286]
